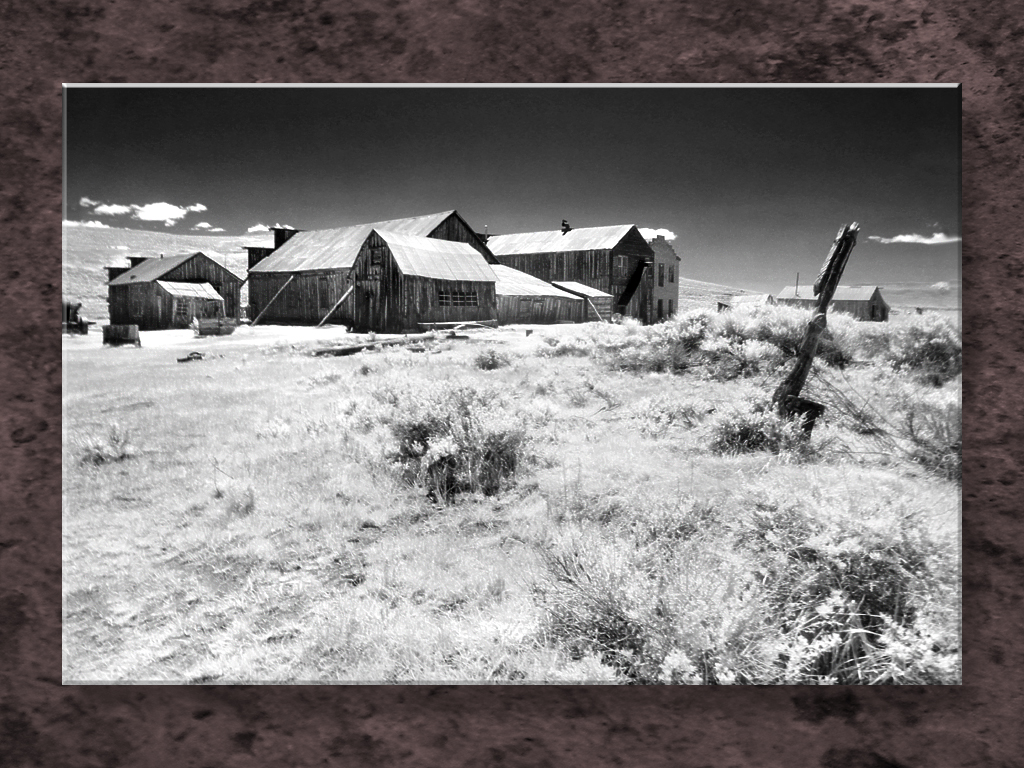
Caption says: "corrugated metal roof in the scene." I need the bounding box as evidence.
[487,225,637,255]
[492,265,579,298]
[249,211,458,273]
[551,281,614,299]
[777,285,882,301]
[156,281,224,300]
[107,253,196,285]
[375,230,496,283]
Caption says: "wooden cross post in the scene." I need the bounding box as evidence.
[771,222,860,433]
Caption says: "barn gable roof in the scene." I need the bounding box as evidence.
[107,252,240,286]
[375,230,496,283]
[249,210,496,273]
[487,225,642,256]
[492,265,578,298]
[777,285,884,302]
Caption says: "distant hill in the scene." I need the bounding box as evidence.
[62,225,272,323]
[675,277,753,312]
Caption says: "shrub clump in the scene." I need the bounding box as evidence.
[884,315,962,384]
[79,424,134,465]
[386,383,529,501]
[474,348,512,370]
[707,404,813,456]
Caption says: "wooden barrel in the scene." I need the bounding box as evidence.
[102,324,141,347]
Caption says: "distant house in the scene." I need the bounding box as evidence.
[486,225,655,322]
[247,210,498,328]
[647,235,681,322]
[493,265,584,325]
[106,252,243,330]
[719,293,776,311]
[776,285,889,321]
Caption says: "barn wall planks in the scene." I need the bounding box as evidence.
[428,214,496,263]
[496,295,582,325]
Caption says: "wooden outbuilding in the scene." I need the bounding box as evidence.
[106,252,243,330]
[719,293,776,312]
[247,210,498,327]
[550,281,615,322]
[776,285,890,321]
[486,225,654,322]
[493,265,583,325]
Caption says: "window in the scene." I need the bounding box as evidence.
[658,263,665,287]
[668,300,674,317]
[438,290,479,307]
[657,299,663,320]
[370,248,384,266]
[669,265,675,283]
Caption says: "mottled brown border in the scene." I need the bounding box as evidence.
[4,0,1019,765]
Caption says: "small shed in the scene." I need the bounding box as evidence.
[551,281,615,322]
[493,265,583,325]
[486,225,654,322]
[776,285,889,321]
[106,252,243,330]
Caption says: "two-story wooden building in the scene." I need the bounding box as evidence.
[485,224,655,322]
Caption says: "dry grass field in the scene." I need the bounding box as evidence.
[62,307,960,684]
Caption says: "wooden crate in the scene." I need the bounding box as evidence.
[102,324,141,347]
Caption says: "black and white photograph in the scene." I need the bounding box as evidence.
[62,84,961,684]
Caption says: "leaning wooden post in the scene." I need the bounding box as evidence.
[771,222,860,433]
[316,285,354,328]
[250,274,295,327]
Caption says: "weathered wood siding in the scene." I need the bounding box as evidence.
[248,271,352,325]
[496,295,582,325]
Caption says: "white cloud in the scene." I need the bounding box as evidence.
[248,223,271,233]
[931,281,951,292]
[273,222,296,230]
[867,232,961,245]
[94,203,133,215]
[63,219,110,228]
[78,199,209,226]
[131,202,200,226]
[639,227,677,242]
[210,227,225,232]
[192,222,213,230]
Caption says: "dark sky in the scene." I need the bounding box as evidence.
[64,85,961,292]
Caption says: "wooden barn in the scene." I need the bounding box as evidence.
[493,265,583,325]
[251,228,497,333]
[106,252,243,330]
[550,281,615,322]
[776,285,890,321]
[486,224,654,322]
[247,210,498,326]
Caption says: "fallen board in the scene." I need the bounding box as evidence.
[312,331,467,357]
